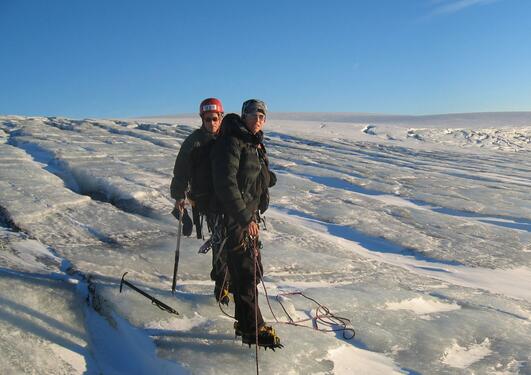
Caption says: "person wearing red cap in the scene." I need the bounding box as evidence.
[170,98,230,303]
[170,98,224,206]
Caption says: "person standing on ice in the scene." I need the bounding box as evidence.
[170,97,231,304]
[211,99,281,349]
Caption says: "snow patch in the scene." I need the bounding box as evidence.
[49,343,87,374]
[441,338,492,369]
[406,129,423,140]
[143,312,207,332]
[324,344,405,374]
[362,124,377,135]
[385,297,460,315]
[0,228,62,273]
[85,309,188,375]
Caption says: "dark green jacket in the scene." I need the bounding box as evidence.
[211,114,276,227]
[170,126,215,200]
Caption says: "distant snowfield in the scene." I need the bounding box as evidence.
[1,112,530,374]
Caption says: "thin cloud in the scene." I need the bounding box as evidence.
[429,0,501,16]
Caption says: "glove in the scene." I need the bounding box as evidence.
[171,207,194,236]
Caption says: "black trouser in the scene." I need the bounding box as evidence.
[206,214,230,296]
[224,216,264,334]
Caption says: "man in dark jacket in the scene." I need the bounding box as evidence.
[170,98,230,304]
[170,98,223,206]
[211,99,281,349]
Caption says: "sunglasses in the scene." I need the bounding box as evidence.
[247,112,266,121]
[204,115,221,122]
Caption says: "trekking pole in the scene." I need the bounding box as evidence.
[252,235,260,375]
[171,206,183,294]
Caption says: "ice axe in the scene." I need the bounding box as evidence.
[119,272,179,315]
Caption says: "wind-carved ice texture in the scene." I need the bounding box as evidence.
[0,113,530,374]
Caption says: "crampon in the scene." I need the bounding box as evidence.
[242,325,283,351]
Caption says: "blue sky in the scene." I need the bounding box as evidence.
[1,0,530,118]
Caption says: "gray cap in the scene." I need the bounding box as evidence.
[241,99,267,117]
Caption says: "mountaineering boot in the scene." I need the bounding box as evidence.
[214,284,231,306]
[242,325,283,350]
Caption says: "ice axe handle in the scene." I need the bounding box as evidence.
[119,272,179,315]
[171,208,183,294]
